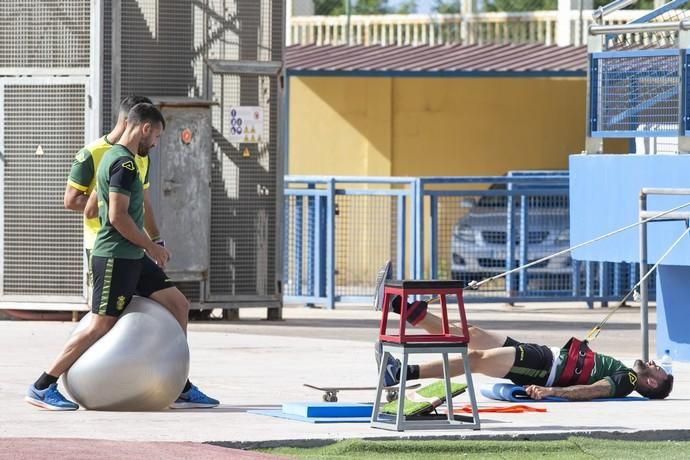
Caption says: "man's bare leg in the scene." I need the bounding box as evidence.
[148,286,219,407]
[45,314,117,377]
[417,347,516,380]
[26,314,117,409]
[150,287,189,334]
[412,308,510,350]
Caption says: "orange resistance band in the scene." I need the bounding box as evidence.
[450,404,547,414]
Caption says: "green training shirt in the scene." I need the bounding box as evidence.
[92,145,145,259]
[554,348,638,397]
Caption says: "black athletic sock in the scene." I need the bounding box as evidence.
[183,380,192,393]
[388,297,428,325]
[407,365,420,381]
[503,336,520,348]
[390,295,402,313]
[34,372,58,391]
[395,365,420,382]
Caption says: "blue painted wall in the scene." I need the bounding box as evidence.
[570,154,690,265]
[571,154,690,361]
[656,265,690,360]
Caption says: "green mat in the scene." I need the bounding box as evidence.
[382,380,467,416]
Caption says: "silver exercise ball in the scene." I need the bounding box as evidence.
[63,296,189,411]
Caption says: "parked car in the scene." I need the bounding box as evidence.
[450,184,571,290]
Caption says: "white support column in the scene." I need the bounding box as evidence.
[556,0,572,46]
[111,0,121,127]
[460,0,473,44]
[89,0,103,139]
[286,0,293,46]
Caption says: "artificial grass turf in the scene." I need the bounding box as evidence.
[261,437,690,459]
[381,381,467,416]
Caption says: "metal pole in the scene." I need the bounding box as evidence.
[89,0,103,139]
[678,27,690,153]
[585,24,603,153]
[592,0,638,21]
[590,21,680,35]
[111,0,121,127]
[326,178,336,309]
[639,191,649,362]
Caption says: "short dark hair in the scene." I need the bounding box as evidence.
[638,374,674,399]
[127,103,166,130]
[119,95,152,115]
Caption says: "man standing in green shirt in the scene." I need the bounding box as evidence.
[26,103,218,411]
[63,95,164,322]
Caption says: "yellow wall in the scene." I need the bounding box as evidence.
[288,77,393,176]
[287,75,627,281]
[288,76,607,176]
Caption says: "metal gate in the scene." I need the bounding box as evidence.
[0,0,93,308]
[0,78,89,305]
[0,1,284,314]
[107,0,285,315]
[200,1,284,314]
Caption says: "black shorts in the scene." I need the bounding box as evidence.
[503,341,554,386]
[90,255,175,317]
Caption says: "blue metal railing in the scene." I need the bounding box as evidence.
[589,49,680,138]
[284,174,649,308]
[586,3,690,146]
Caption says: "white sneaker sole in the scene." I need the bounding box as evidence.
[169,401,219,409]
[24,396,78,411]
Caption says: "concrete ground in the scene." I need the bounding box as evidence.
[1,301,688,452]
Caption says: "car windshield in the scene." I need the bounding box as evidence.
[476,195,569,209]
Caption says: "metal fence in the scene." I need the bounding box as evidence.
[0,1,92,307]
[586,1,690,152]
[0,1,284,314]
[591,50,680,138]
[284,174,651,308]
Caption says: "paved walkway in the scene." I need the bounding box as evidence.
[0,438,283,459]
[1,302,688,452]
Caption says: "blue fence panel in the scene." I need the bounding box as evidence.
[283,175,647,308]
[590,50,680,138]
[284,177,416,308]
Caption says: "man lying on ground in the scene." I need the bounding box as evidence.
[373,262,673,401]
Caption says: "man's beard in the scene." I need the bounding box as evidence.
[633,359,646,374]
[137,143,150,156]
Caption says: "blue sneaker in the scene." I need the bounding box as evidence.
[374,341,401,387]
[373,260,392,311]
[25,383,78,411]
[170,384,219,409]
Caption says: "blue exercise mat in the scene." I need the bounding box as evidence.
[248,409,370,423]
[481,383,648,402]
[282,402,373,418]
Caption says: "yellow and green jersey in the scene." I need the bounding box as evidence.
[67,136,149,249]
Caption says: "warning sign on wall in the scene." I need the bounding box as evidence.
[228,106,264,144]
